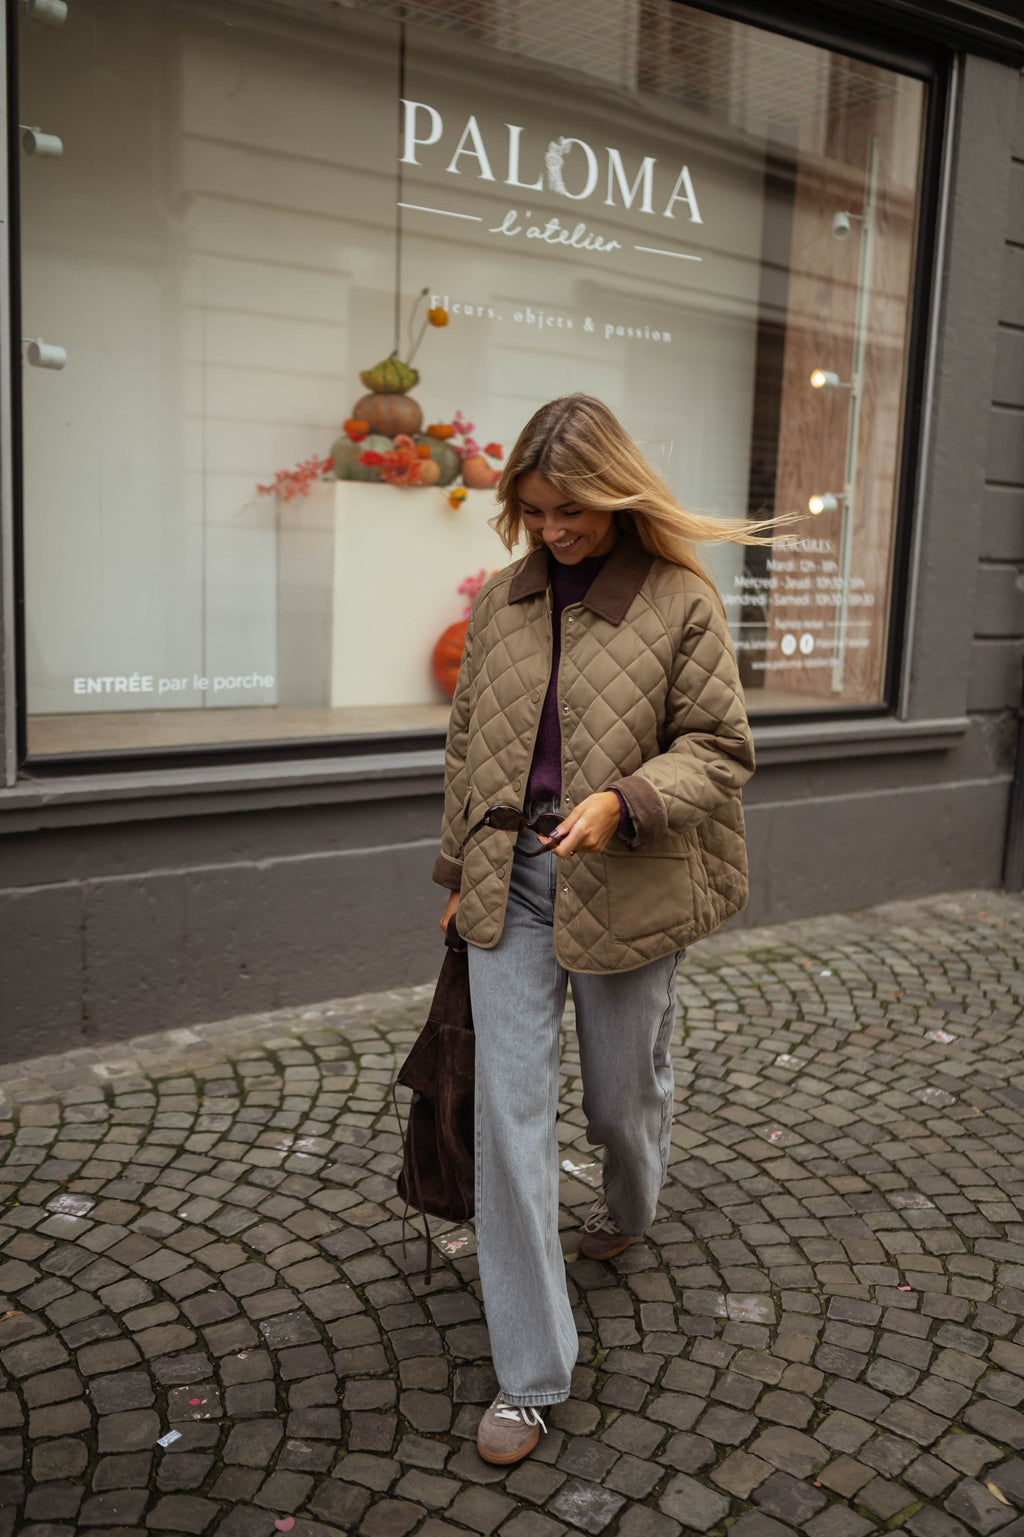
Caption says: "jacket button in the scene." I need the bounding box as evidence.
[514,780,520,790]
[562,704,569,713]
[532,693,540,702]
[498,868,505,877]
[567,616,575,624]
[562,885,569,894]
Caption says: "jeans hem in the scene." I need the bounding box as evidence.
[498,1388,571,1407]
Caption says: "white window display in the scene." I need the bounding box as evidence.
[17,0,926,755]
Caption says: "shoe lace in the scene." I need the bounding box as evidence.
[582,1196,620,1235]
[494,1400,547,1433]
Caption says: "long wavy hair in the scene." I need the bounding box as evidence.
[494,394,793,592]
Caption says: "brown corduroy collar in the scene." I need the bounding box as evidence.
[507,530,654,626]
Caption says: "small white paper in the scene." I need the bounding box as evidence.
[156,1430,182,1447]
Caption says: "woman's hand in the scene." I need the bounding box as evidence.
[439,890,461,936]
[542,791,621,857]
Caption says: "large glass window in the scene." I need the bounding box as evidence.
[17,0,927,756]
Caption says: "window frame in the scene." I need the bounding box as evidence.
[3,0,957,778]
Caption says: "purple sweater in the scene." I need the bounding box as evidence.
[526,553,632,836]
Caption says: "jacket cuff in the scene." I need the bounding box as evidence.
[432,851,464,890]
[608,775,666,848]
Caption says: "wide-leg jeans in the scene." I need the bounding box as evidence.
[467,804,681,1407]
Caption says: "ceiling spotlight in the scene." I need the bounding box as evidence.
[21,126,63,158]
[24,338,67,370]
[808,493,842,516]
[23,0,67,24]
[832,210,865,241]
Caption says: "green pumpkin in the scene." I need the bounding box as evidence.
[359,356,420,394]
[329,432,392,482]
[413,434,461,487]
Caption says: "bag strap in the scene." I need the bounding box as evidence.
[391,1080,434,1284]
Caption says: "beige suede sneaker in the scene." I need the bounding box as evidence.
[578,1196,636,1261]
[476,1396,548,1465]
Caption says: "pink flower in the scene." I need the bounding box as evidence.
[256,454,333,502]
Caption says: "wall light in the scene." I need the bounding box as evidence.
[21,126,63,158]
[808,493,842,516]
[23,0,67,23]
[24,338,67,370]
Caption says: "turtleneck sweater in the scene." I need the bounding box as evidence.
[525,551,631,838]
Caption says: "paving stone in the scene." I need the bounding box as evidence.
[945,1478,1019,1535]
[657,1472,730,1531]
[546,1478,625,1533]
[146,1494,221,1531]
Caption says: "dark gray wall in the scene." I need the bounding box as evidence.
[1,54,1022,1065]
[970,82,1024,723]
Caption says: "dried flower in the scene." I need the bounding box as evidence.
[359,450,385,467]
[256,454,333,502]
[458,569,489,616]
[448,487,468,509]
[483,442,504,460]
[427,307,449,327]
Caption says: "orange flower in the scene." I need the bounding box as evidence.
[483,442,504,460]
[427,423,454,440]
[427,307,449,327]
[448,487,468,509]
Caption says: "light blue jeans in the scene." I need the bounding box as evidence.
[468,801,681,1406]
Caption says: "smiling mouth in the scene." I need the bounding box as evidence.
[552,536,582,550]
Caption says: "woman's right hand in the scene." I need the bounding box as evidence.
[439,890,461,936]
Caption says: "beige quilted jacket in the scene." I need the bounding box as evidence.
[432,528,755,972]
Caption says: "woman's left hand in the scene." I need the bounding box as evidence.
[542,791,622,857]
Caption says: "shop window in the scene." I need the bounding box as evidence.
[16,0,927,756]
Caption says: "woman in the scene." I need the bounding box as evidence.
[433,394,770,1467]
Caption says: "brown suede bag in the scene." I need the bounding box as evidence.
[394,916,475,1261]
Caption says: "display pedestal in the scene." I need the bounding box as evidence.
[277,482,510,709]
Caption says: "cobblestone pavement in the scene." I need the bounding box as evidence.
[0,888,1023,1537]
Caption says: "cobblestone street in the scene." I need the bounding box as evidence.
[0,888,1022,1537]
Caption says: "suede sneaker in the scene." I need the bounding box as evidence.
[579,1196,636,1261]
[476,1396,547,1464]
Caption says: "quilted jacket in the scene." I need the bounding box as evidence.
[431,526,755,973]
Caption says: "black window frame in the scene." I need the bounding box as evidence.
[6,0,954,774]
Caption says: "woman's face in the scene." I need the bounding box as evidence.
[517,471,617,564]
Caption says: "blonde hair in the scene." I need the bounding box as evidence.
[494,393,794,592]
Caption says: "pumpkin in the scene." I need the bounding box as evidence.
[427,423,454,439]
[461,452,501,490]
[413,434,461,486]
[418,458,441,486]
[359,356,419,394]
[432,619,468,699]
[353,391,423,438]
[329,432,392,482]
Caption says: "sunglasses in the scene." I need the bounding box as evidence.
[458,803,567,858]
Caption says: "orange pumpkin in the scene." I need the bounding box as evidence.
[418,458,441,486]
[427,423,454,439]
[353,392,424,437]
[432,619,468,699]
[461,452,501,490]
